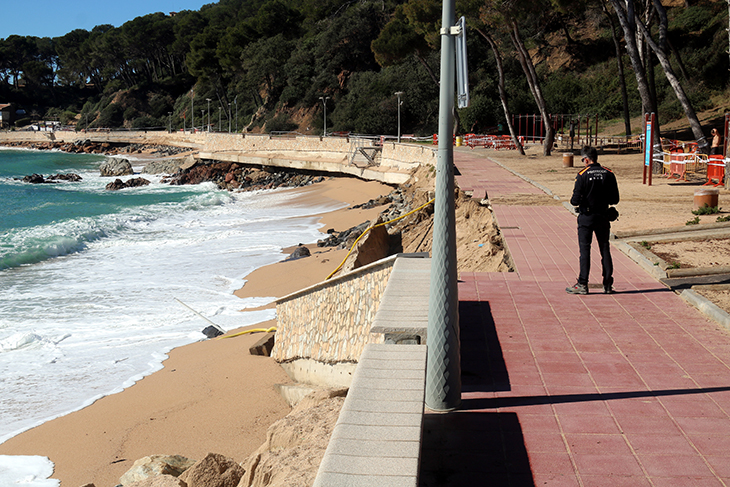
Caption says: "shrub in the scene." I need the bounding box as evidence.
[692,204,720,215]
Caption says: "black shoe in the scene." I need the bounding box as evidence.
[603,285,615,294]
[566,283,588,295]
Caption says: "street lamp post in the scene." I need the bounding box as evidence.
[426,0,461,412]
[234,96,238,133]
[190,89,194,133]
[218,106,222,132]
[228,103,231,133]
[395,91,404,143]
[206,98,211,132]
[319,96,330,136]
[168,112,172,133]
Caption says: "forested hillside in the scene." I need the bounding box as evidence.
[0,0,727,138]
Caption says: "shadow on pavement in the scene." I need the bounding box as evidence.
[419,300,535,486]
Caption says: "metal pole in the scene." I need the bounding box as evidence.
[191,89,194,133]
[426,0,461,412]
[319,96,329,136]
[235,96,238,133]
[397,92,401,143]
[206,99,211,132]
[228,103,231,133]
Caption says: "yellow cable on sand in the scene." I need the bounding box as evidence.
[325,198,435,280]
[218,326,277,339]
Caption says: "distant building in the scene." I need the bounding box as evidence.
[0,104,14,128]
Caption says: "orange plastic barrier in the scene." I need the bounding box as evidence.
[705,155,726,187]
[666,150,687,180]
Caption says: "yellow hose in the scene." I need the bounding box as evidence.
[218,326,277,339]
[325,198,435,280]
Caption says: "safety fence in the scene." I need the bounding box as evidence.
[653,139,727,186]
[431,133,526,150]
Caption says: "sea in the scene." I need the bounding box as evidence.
[0,148,341,485]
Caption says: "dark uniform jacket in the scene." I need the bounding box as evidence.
[570,162,619,217]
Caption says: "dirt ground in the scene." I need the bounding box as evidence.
[469,144,730,314]
[465,144,730,233]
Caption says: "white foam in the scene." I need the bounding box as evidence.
[0,456,59,487]
[0,184,345,446]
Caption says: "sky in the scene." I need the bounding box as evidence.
[1,0,213,39]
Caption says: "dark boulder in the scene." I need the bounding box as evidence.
[106,177,151,190]
[48,173,82,182]
[285,245,311,261]
[22,174,47,184]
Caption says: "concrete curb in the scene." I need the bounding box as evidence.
[611,241,668,280]
[679,289,730,332]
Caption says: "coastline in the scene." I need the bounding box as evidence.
[0,176,393,487]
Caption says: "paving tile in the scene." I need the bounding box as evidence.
[638,453,716,478]
[564,433,632,455]
[420,152,730,487]
[572,453,645,476]
[626,433,698,455]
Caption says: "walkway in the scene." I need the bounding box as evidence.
[420,150,730,486]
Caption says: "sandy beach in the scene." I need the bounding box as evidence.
[0,176,393,487]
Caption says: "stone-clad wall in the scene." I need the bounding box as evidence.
[271,255,402,364]
[0,131,435,182]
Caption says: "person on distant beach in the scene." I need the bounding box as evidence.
[566,146,620,295]
[710,128,723,155]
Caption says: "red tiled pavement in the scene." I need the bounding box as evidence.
[420,150,730,486]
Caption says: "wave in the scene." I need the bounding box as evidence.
[0,331,70,353]
[0,220,114,270]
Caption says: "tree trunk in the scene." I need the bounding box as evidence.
[635,6,707,149]
[509,20,554,156]
[667,37,690,81]
[603,1,632,138]
[608,0,655,118]
[414,52,439,87]
[477,28,524,155]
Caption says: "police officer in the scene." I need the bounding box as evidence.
[566,146,620,295]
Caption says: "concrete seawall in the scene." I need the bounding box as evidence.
[0,131,436,184]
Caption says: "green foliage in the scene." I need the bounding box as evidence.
[266,113,298,133]
[0,0,727,138]
[686,216,701,225]
[94,103,124,128]
[131,116,162,129]
[60,111,77,125]
[669,6,713,32]
[717,215,730,223]
[640,241,652,249]
[692,204,721,215]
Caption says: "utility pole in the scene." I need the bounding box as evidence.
[319,96,330,136]
[395,91,404,143]
[426,0,461,412]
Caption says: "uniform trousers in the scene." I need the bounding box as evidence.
[577,214,613,288]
